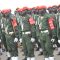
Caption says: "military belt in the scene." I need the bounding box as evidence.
[41,30,49,33]
[8,31,14,35]
[22,31,31,34]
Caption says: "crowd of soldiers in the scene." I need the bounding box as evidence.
[0,4,60,60]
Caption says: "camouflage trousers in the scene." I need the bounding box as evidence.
[2,33,8,51]
[22,33,34,58]
[5,34,18,57]
[39,31,53,58]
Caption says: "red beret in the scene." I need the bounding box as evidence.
[39,6,46,9]
[22,7,28,10]
[1,9,11,14]
[28,7,32,10]
[16,8,23,12]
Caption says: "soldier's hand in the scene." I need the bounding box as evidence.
[0,39,1,43]
[1,24,3,28]
[19,38,22,43]
[51,39,55,42]
[31,38,35,42]
[9,31,14,35]
[58,40,60,44]
[14,38,18,42]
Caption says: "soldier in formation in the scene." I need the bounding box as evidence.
[1,9,19,60]
[15,7,35,60]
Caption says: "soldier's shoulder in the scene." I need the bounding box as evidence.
[44,13,52,18]
[44,14,51,18]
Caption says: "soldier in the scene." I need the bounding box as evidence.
[57,5,60,55]
[16,7,35,60]
[1,9,19,60]
[38,6,55,60]
[47,6,58,50]
[0,11,10,60]
[15,8,23,45]
[0,10,3,55]
[31,7,43,55]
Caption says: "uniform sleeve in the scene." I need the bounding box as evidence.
[15,15,22,39]
[48,14,57,39]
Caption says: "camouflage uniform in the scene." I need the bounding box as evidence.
[16,8,35,60]
[1,9,18,60]
[39,6,55,60]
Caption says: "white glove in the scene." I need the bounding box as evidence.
[58,40,60,44]
[51,39,55,42]
[31,38,35,42]
[19,38,22,43]
[14,38,18,42]
[0,39,1,42]
[1,24,3,28]
[9,32,14,35]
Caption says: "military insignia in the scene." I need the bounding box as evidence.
[29,17,35,25]
[11,18,17,27]
[48,17,55,30]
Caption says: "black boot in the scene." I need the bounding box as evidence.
[38,52,43,56]
[7,57,11,60]
[57,52,60,55]
[23,58,27,60]
[0,53,2,55]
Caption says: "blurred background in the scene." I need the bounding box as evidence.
[0,0,60,13]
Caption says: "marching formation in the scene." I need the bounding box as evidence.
[0,5,60,60]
